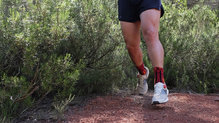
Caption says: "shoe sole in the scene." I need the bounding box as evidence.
[152,98,168,105]
[139,93,144,96]
[137,89,148,95]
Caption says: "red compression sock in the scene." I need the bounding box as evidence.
[154,67,165,84]
[136,63,147,75]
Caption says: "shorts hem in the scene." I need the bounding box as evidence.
[139,6,164,17]
[139,5,164,18]
[119,18,140,23]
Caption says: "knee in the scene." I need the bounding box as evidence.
[142,28,158,42]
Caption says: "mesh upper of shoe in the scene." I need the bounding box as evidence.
[152,82,169,103]
[137,67,149,95]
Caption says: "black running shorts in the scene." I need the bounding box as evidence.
[118,0,165,22]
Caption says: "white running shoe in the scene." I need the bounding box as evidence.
[152,82,169,104]
[137,67,149,95]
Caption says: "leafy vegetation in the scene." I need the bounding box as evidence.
[160,1,218,93]
[53,94,75,120]
[0,0,218,120]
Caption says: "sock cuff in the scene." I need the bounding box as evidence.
[154,67,165,84]
[136,63,146,75]
[153,67,164,71]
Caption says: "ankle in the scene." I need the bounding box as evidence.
[136,63,147,75]
[154,67,165,84]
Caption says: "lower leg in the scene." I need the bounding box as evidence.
[120,21,147,75]
[146,38,165,84]
[140,9,165,83]
[146,39,164,68]
[126,44,144,67]
[146,37,165,84]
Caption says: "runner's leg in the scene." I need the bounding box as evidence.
[140,9,164,68]
[120,21,143,67]
[140,9,168,104]
[120,21,149,95]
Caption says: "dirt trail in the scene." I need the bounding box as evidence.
[65,93,219,123]
[16,92,219,123]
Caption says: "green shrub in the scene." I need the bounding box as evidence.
[64,0,126,94]
[0,76,32,118]
[0,0,126,119]
[159,2,218,93]
[40,54,80,99]
[0,0,82,118]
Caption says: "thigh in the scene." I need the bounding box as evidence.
[120,21,141,46]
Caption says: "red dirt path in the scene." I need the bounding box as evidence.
[65,93,219,123]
